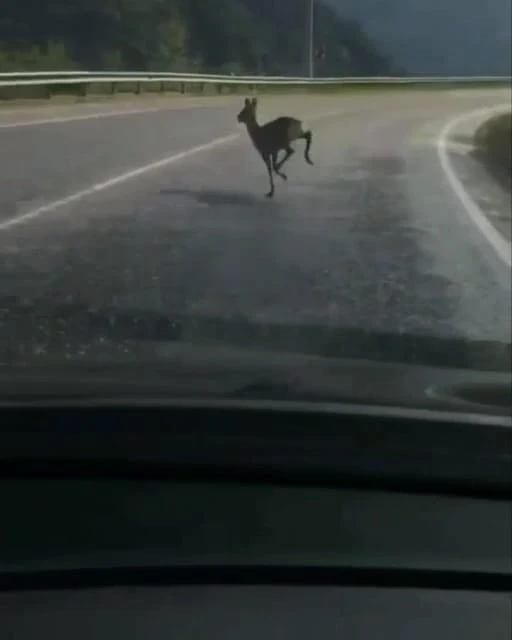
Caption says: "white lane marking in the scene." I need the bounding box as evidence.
[311,109,344,120]
[0,101,344,130]
[0,133,239,232]
[0,105,196,129]
[0,107,344,232]
[443,140,473,156]
[437,104,511,269]
[449,89,512,98]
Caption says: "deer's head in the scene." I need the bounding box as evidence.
[237,97,258,124]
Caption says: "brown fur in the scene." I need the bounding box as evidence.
[237,97,313,198]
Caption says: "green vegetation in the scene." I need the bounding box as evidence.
[0,42,78,72]
[474,113,512,188]
[0,0,398,76]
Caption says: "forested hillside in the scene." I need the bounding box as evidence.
[0,0,399,76]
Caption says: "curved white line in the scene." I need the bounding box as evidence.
[437,104,511,269]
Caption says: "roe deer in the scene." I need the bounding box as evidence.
[237,97,313,198]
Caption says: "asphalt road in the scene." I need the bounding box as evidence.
[0,90,510,360]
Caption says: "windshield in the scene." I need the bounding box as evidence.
[0,1,511,405]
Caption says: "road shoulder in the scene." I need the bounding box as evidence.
[438,106,511,265]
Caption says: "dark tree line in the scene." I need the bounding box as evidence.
[0,0,400,75]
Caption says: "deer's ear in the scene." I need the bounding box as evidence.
[251,97,258,106]
[244,98,250,105]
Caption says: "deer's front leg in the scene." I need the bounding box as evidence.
[264,155,275,198]
[272,151,288,181]
[275,146,294,176]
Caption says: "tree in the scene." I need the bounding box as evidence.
[0,0,396,75]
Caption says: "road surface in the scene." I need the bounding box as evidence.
[0,90,510,361]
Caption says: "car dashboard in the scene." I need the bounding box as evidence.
[1,400,511,639]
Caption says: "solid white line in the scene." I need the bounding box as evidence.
[443,140,473,156]
[437,104,511,269]
[0,105,189,129]
[0,101,344,130]
[0,133,239,232]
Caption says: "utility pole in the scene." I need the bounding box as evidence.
[306,0,314,78]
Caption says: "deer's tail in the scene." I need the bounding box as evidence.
[303,130,313,165]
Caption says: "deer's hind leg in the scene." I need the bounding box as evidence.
[301,130,314,165]
[263,154,275,198]
[290,120,314,166]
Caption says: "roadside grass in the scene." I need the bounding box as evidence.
[1,78,510,107]
[474,112,512,191]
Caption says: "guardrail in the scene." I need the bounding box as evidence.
[0,71,510,97]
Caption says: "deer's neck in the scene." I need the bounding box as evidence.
[245,117,261,142]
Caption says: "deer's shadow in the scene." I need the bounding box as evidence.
[160,188,278,209]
